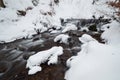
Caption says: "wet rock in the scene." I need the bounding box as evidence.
[17,10,26,16]
[67,30,85,37]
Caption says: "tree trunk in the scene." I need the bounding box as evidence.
[0,0,5,8]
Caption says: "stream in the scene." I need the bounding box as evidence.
[0,18,108,80]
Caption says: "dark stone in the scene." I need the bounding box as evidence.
[17,10,26,16]
[54,0,59,4]
[88,24,97,31]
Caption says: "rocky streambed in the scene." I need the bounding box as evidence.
[0,18,107,80]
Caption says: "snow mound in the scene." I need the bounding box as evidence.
[62,23,77,33]
[54,34,70,44]
[26,46,63,75]
[101,21,120,46]
[65,34,120,80]
[79,34,97,43]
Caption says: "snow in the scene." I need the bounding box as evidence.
[0,21,36,42]
[62,23,78,33]
[3,0,34,11]
[80,27,89,32]
[65,34,120,80]
[28,66,42,75]
[54,34,70,44]
[79,34,97,43]
[0,0,53,42]
[54,0,95,19]
[0,8,18,21]
[26,46,63,75]
[101,21,120,46]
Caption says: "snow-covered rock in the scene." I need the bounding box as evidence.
[79,34,97,43]
[54,34,70,44]
[62,23,77,33]
[101,21,120,46]
[26,46,63,75]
